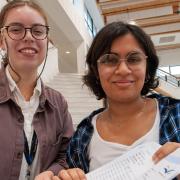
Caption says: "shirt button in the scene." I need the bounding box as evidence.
[16,152,23,159]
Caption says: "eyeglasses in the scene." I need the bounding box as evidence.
[97,51,147,70]
[1,24,49,40]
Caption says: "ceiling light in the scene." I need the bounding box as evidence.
[66,51,70,54]
[128,20,137,25]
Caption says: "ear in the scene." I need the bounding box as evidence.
[0,31,3,48]
[0,35,6,51]
[0,34,2,48]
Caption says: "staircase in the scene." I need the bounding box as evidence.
[156,69,180,98]
[46,73,103,127]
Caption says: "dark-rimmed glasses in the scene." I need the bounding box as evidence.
[1,24,49,40]
[97,51,147,70]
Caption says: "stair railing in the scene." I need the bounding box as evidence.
[157,69,180,87]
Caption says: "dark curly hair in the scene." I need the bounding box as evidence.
[83,21,159,100]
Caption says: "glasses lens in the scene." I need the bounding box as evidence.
[32,25,48,40]
[127,52,145,65]
[8,25,25,40]
[98,54,119,66]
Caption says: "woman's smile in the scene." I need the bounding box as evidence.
[18,47,38,57]
[112,79,135,88]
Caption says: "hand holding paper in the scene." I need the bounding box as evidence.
[86,142,180,180]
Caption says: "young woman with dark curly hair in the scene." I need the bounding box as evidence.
[58,22,180,180]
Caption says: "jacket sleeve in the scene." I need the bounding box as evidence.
[47,96,74,175]
[66,135,80,169]
[66,123,91,174]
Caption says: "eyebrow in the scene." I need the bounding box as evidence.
[5,22,46,27]
[109,50,143,57]
[108,52,119,56]
[5,22,22,26]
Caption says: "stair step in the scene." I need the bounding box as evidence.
[47,73,102,125]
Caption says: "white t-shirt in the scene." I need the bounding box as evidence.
[88,100,160,171]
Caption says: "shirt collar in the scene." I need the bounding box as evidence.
[5,67,42,96]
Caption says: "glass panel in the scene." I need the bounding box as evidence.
[170,66,180,75]
[93,24,97,37]
[84,7,97,37]
[159,66,170,73]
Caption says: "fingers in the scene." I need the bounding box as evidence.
[58,168,86,180]
[152,142,180,163]
[53,176,60,180]
[35,169,86,180]
[75,168,86,180]
[35,171,54,180]
[59,170,73,180]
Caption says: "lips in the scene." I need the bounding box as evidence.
[18,47,38,55]
[112,80,134,87]
[113,80,134,83]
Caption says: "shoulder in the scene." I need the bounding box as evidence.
[44,85,64,98]
[71,108,105,140]
[150,93,180,128]
[148,93,180,108]
[77,108,105,129]
[152,94,180,143]
[43,85,68,108]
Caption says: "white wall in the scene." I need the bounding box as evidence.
[56,0,103,73]
[34,0,104,74]
[34,0,91,73]
[39,45,59,83]
[157,48,180,66]
[77,41,86,74]
[57,0,92,46]
[84,0,104,32]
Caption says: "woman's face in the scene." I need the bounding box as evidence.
[1,6,48,74]
[97,33,147,103]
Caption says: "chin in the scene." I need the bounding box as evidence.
[17,63,39,71]
[111,93,139,103]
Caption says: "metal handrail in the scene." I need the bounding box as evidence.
[157,68,180,87]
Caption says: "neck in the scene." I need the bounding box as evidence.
[106,96,147,125]
[8,65,38,101]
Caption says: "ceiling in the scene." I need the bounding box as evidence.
[96,0,180,49]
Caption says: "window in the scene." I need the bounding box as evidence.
[84,7,97,37]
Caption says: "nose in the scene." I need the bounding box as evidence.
[23,29,34,41]
[114,60,132,75]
